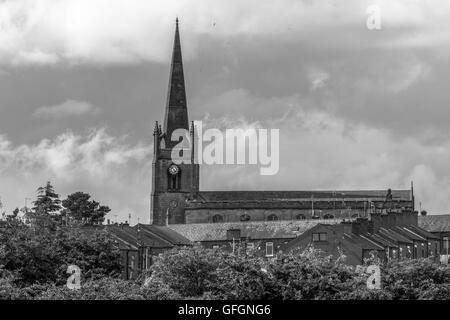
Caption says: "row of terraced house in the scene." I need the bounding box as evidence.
[107,210,450,279]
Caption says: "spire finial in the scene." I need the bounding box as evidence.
[176,17,179,26]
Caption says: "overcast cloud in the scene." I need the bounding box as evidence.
[1,0,450,222]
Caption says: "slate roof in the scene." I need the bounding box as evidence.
[393,226,426,242]
[168,219,346,242]
[366,233,398,248]
[378,227,414,244]
[107,225,141,250]
[194,190,412,202]
[418,215,450,232]
[344,233,385,251]
[138,224,192,246]
[406,225,440,240]
[107,224,192,249]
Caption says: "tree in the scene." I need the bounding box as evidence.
[61,192,110,225]
[0,218,121,286]
[12,208,19,218]
[32,181,61,215]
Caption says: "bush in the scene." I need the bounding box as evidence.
[35,278,144,300]
[0,219,121,286]
[3,241,450,300]
[145,246,221,297]
[381,258,450,300]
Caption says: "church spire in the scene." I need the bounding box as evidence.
[163,17,189,148]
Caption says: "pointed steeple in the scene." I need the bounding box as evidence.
[163,17,189,148]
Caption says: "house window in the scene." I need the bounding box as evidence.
[212,215,223,223]
[267,214,278,221]
[312,232,327,242]
[266,242,274,257]
[295,214,306,220]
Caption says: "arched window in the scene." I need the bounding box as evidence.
[240,214,251,222]
[295,214,306,220]
[323,214,334,219]
[212,215,223,223]
[267,214,278,221]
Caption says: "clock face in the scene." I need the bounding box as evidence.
[168,164,179,175]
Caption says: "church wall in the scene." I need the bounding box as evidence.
[184,208,367,224]
[153,192,190,225]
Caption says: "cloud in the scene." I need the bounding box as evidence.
[13,50,60,66]
[2,94,450,223]
[33,100,102,118]
[1,0,450,220]
[195,90,450,215]
[0,128,152,222]
[0,0,450,66]
[308,68,329,91]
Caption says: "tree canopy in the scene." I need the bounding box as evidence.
[61,192,111,225]
[32,181,62,215]
[0,214,121,287]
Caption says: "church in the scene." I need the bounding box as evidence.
[150,18,414,226]
[108,19,426,279]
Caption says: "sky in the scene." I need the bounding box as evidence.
[1,0,450,223]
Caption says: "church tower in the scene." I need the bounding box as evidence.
[151,19,199,225]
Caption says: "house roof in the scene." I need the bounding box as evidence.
[107,225,140,250]
[107,224,191,249]
[378,227,414,244]
[344,233,385,251]
[406,225,440,240]
[393,226,426,242]
[138,224,192,246]
[418,215,450,232]
[168,219,345,242]
[366,233,398,248]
